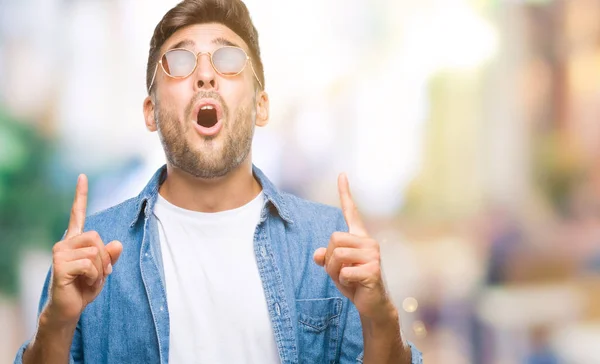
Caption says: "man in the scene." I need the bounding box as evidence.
[15,0,422,363]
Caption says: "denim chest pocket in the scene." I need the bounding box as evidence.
[296,297,343,364]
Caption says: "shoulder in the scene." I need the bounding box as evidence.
[83,196,141,238]
[280,191,348,236]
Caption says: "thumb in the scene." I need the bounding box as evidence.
[105,241,123,270]
[313,247,326,267]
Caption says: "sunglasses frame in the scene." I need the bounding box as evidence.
[148,45,262,92]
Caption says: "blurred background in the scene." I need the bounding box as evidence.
[1,0,600,362]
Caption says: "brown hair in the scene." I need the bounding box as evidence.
[146,0,264,94]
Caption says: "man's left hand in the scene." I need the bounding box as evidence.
[313,173,397,323]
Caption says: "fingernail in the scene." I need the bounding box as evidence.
[106,263,113,275]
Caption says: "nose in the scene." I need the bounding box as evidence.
[193,52,216,90]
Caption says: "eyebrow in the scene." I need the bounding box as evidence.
[212,37,239,48]
[167,37,240,51]
[168,39,195,50]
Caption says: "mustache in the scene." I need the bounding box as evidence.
[186,90,228,118]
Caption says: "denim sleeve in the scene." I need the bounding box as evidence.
[334,211,423,363]
[356,344,423,363]
[13,267,82,364]
[340,296,423,364]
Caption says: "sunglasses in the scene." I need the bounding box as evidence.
[148,46,262,92]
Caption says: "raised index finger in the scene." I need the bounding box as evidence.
[65,174,88,239]
[338,173,367,237]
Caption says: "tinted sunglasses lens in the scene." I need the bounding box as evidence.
[162,49,196,77]
[212,47,248,75]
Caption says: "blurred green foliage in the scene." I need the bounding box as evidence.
[0,108,71,296]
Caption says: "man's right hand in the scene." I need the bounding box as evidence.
[44,174,123,326]
[22,175,123,363]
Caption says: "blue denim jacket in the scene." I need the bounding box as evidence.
[15,165,422,364]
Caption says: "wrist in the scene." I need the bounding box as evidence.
[24,307,78,364]
[39,306,79,334]
[361,300,399,328]
[360,301,403,345]
[360,303,412,364]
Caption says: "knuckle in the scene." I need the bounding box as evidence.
[333,248,346,260]
[372,251,381,262]
[52,242,62,255]
[326,261,334,272]
[52,254,61,267]
[331,232,343,244]
[342,268,355,282]
[331,248,340,260]
[88,246,99,258]
[339,267,349,278]
[82,259,93,271]
[88,230,101,242]
[343,206,353,216]
[368,238,379,249]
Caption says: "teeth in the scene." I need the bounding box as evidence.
[200,105,215,110]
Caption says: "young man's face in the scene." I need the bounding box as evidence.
[143,23,269,179]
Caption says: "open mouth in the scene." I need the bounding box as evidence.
[197,105,218,128]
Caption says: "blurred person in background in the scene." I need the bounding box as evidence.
[14,0,422,363]
[525,326,559,364]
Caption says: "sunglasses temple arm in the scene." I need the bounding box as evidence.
[148,64,159,93]
[249,60,262,89]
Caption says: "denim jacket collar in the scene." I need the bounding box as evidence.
[128,164,294,228]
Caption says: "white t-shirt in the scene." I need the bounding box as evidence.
[153,192,281,364]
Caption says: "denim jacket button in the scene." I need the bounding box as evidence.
[275,302,281,316]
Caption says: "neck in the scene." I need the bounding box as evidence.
[158,157,262,213]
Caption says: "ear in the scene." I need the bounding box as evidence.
[143,95,157,132]
[255,90,269,127]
